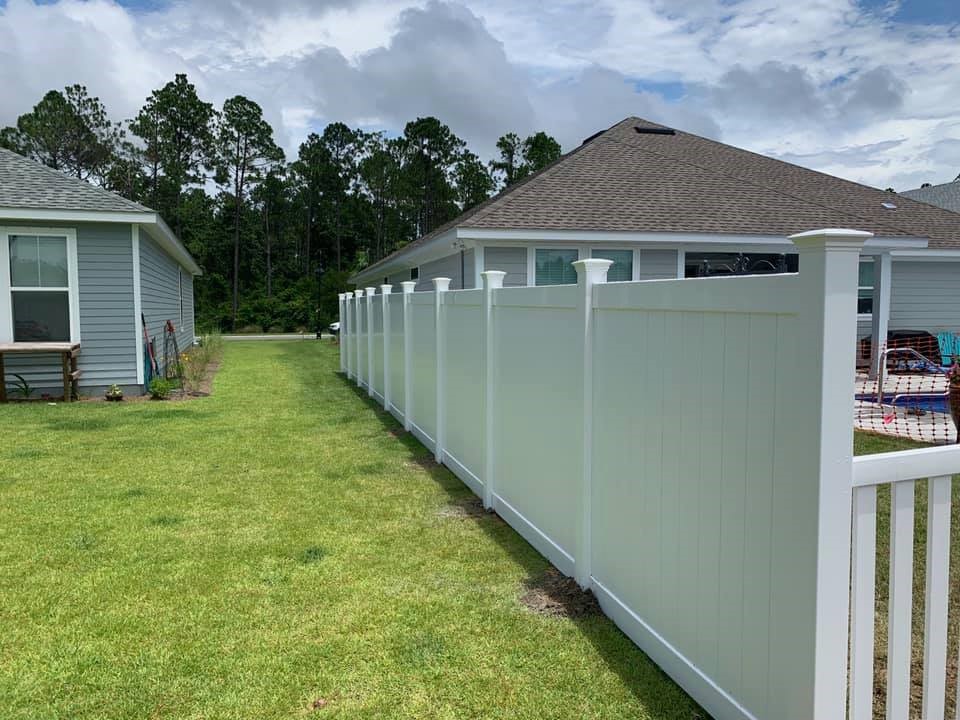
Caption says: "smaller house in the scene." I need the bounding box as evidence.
[902,179,960,214]
[0,148,201,397]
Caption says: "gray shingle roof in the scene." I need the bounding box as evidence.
[0,148,153,214]
[361,117,960,277]
[901,181,960,215]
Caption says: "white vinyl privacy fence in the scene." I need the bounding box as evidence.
[338,229,960,720]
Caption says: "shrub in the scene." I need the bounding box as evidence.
[149,377,174,400]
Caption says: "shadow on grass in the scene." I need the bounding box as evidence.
[321,363,709,720]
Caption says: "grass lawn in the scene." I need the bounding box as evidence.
[854,431,960,717]
[0,341,704,720]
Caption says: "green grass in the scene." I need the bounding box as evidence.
[0,342,704,720]
[854,431,960,717]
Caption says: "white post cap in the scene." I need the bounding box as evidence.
[789,228,873,251]
[380,284,393,294]
[573,258,613,284]
[401,281,417,294]
[433,277,451,292]
[365,286,377,295]
[481,270,506,289]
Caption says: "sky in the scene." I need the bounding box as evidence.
[0,0,958,191]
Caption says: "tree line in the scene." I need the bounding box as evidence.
[0,77,562,331]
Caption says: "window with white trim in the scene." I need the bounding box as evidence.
[9,234,72,342]
[535,248,578,286]
[858,259,874,315]
[591,249,633,282]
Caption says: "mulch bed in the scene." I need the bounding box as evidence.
[520,567,602,619]
[79,356,222,404]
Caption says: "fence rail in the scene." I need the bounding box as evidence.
[337,229,960,720]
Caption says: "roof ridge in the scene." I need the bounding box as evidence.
[603,129,922,238]
[358,117,638,276]
[0,147,153,213]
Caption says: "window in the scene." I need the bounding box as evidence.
[684,252,797,278]
[410,267,419,280]
[858,259,874,315]
[592,249,633,282]
[8,234,72,342]
[535,249,578,286]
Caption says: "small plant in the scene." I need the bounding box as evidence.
[8,374,33,399]
[105,384,124,402]
[148,377,174,400]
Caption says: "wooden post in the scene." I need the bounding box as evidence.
[61,351,71,403]
[481,270,505,510]
[401,281,416,431]
[381,284,392,412]
[433,277,451,463]
[572,259,612,589]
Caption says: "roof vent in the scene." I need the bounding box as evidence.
[881,201,897,210]
[635,126,675,135]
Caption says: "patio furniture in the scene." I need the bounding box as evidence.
[0,342,81,402]
[938,331,957,367]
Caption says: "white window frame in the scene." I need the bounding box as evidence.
[527,246,586,286]
[858,257,874,318]
[0,226,80,344]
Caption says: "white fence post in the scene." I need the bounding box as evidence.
[354,289,363,387]
[344,291,353,379]
[365,287,376,398]
[433,277,451,463]
[337,293,346,372]
[572,258,612,590]
[481,270,506,511]
[789,228,870,718]
[381,284,392,412]
[401,281,416,431]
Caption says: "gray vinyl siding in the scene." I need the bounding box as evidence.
[140,233,195,376]
[386,270,410,287]
[4,222,138,394]
[638,249,679,280]
[889,261,960,334]
[415,249,475,291]
[483,247,527,287]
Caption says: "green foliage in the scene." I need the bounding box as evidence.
[8,374,33,399]
[1,85,124,182]
[4,76,564,343]
[105,384,124,400]
[490,130,564,188]
[148,377,174,400]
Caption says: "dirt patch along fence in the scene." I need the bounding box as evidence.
[338,229,960,720]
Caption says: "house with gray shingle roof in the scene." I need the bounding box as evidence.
[902,179,960,215]
[351,117,960,372]
[0,147,201,397]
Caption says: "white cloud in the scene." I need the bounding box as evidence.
[0,0,958,191]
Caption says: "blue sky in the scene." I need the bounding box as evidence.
[1,0,959,190]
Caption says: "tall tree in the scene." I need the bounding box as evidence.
[455,151,494,211]
[359,134,406,263]
[490,132,524,187]
[317,122,364,272]
[522,131,562,174]
[214,96,284,326]
[490,130,563,189]
[401,117,464,237]
[1,85,123,182]
[129,74,216,235]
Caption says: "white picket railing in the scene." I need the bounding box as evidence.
[850,446,960,720]
[336,229,957,720]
